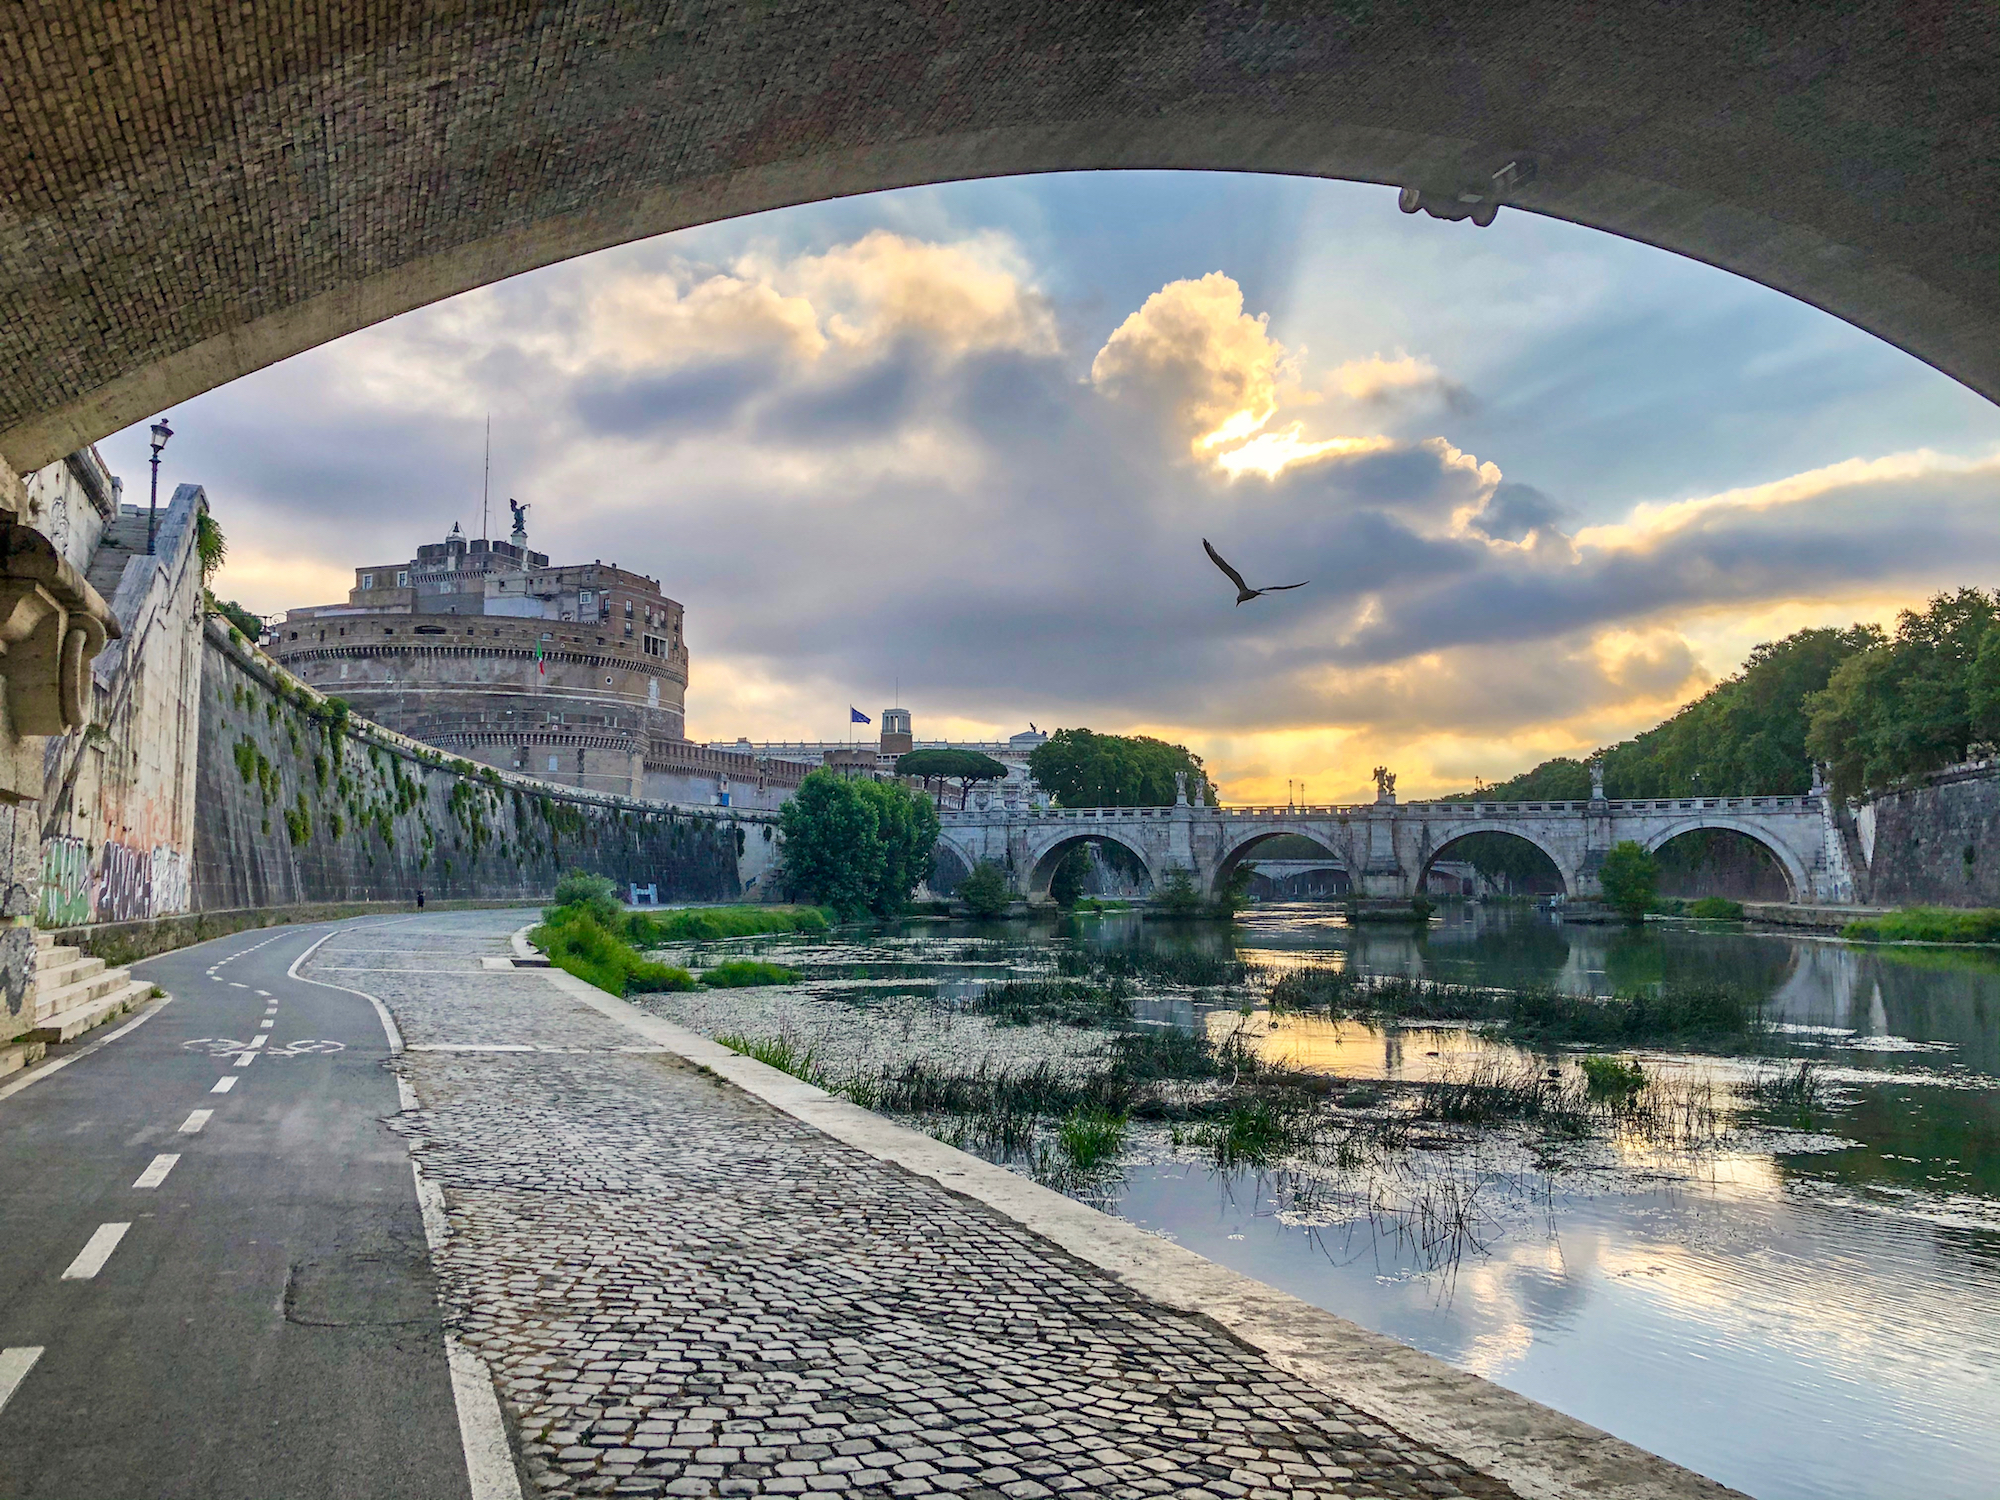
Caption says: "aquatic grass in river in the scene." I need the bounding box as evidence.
[973,977,1133,1028]
[1056,1106,1129,1171]
[699,959,800,988]
[714,1031,826,1086]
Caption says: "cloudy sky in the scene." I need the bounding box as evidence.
[98,172,2000,803]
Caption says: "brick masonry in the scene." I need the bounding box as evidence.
[0,2,1993,472]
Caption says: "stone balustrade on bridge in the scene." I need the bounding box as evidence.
[933,793,1851,906]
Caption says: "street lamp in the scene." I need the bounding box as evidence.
[147,417,173,554]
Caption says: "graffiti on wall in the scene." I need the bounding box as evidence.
[35,837,194,926]
[37,837,91,926]
[150,846,191,917]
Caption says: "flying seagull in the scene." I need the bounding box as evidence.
[1203,538,1309,605]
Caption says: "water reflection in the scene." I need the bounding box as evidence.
[666,902,2000,1499]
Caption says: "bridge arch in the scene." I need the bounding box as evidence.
[0,7,1991,472]
[927,834,982,898]
[1212,828,1348,899]
[1419,824,1574,898]
[1640,818,1806,905]
[1025,831,1157,906]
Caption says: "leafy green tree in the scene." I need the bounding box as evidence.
[1049,846,1090,908]
[896,747,1008,808]
[777,770,940,920]
[1027,728,1217,807]
[1156,866,1203,915]
[958,860,1010,918]
[207,594,262,640]
[1451,624,1880,802]
[1808,590,2000,797]
[1598,841,1659,922]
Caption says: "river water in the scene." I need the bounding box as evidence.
[642,905,2000,1500]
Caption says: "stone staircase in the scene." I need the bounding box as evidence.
[84,506,152,603]
[12,931,152,1055]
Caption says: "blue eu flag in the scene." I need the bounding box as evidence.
[850,707,871,725]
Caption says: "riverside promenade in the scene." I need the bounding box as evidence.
[313,911,1743,1500]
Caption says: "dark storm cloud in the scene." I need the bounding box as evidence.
[572,357,779,439]
[1468,481,1567,542]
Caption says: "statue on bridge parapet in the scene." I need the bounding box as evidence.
[1371,766,1396,805]
[1589,757,1606,802]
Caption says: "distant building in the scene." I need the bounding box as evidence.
[268,517,810,807]
[711,713,1049,806]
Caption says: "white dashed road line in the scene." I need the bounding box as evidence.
[259,1019,274,1029]
[0,1347,43,1416]
[61,1223,131,1281]
[132,1154,180,1189]
[179,1109,213,1133]
[232,1053,255,1069]
[210,1076,237,1094]
[246,1034,267,1051]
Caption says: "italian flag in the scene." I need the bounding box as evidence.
[535,641,545,675]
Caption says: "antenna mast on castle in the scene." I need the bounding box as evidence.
[481,414,491,541]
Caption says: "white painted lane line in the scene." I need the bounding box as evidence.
[0,1347,43,1417]
[448,1336,525,1500]
[232,1052,255,1069]
[255,990,271,997]
[229,982,249,989]
[179,1109,213,1133]
[210,1076,237,1094]
[259,1019,274,1029]
[132,1154,180,1189]
[62,1223,131,1280]
[246,1033,267,1051]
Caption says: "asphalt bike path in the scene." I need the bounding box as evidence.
[0,917,471,1500]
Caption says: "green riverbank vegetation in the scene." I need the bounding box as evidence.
[1842,906,2000,944]
[531,870,827,996]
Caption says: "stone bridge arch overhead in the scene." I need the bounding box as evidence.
[1639,818,1807,904]
[2,4,1996,471]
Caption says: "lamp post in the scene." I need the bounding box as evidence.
[147,417,173,554]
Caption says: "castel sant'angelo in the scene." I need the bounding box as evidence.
[267,504,808,807]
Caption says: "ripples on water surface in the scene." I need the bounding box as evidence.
[646,904,2000,1500]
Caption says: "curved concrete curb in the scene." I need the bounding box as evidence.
[510,926,1744,1500]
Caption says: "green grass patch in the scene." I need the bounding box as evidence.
[1842,905,2000,944]
[699,959,800,988]
[1056,1106,1128,1171]
[627,904,831,943]
[714,1031,826,1084]
[1580,1055,1646,1102]
[1687,897,1746,920]
[532,907,696,997]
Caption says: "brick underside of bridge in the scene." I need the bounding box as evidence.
[937,796,1849,906]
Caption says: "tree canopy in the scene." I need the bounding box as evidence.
[1027,728,1218,808]
[777,770,940,920]
[1806,588,2000,798]
[896,748,1008,808]
[1451,624,1881,802]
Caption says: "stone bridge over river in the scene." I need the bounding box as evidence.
[938,789,1853,907]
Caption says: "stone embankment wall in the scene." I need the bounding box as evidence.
[1846,760,2000,907]
[37,482,205,927]
[192,620,769,912]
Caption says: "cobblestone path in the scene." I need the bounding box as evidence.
[319,913,1517,1500]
